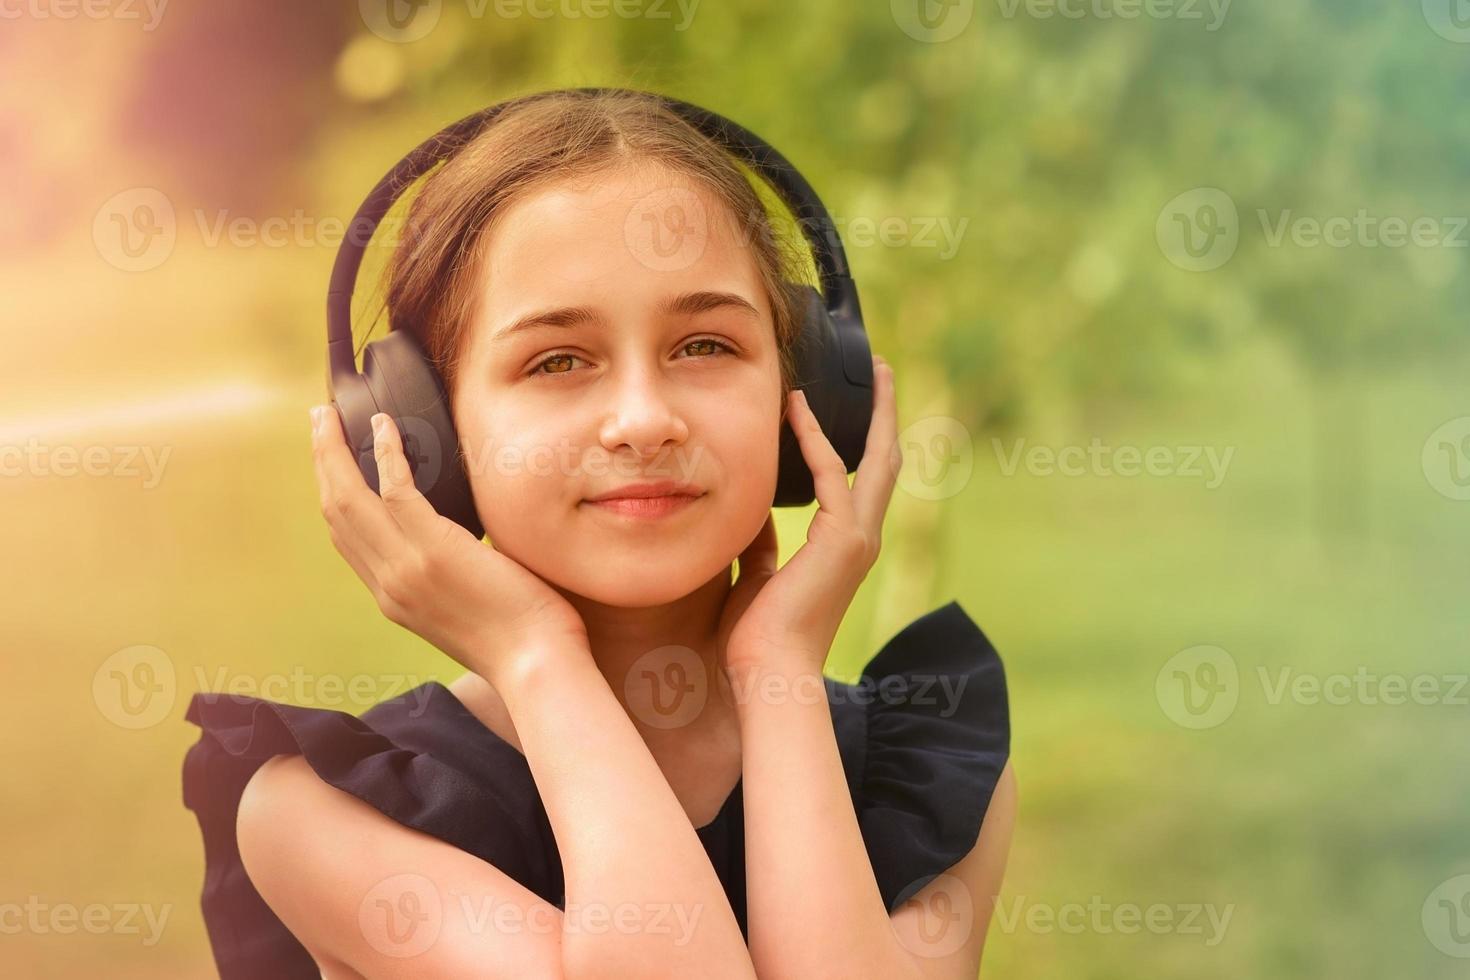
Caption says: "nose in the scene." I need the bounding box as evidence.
[596,362,690,461]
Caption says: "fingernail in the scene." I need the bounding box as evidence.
[371,413,385,438]
[309,405,324,434]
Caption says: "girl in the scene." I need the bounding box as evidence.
[183,89,1015,979]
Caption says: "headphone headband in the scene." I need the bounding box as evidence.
[326,87,856,384]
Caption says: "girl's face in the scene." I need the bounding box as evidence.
[451,161,784,607]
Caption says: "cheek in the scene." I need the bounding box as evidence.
[454,400,576,538]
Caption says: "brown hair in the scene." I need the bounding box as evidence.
[376,89,812,407]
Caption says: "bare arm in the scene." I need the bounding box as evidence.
[732,658,1017,980]
[480,641,758,979]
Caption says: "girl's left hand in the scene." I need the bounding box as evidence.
[716,354,900,677]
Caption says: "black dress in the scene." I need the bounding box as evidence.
[181,600,1011,979]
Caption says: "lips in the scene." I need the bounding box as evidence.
[583,480,704,502]
[581,481,705,520]
[583,494,701,519]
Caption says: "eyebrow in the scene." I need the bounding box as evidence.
[492,290,761,343]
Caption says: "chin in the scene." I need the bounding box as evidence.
[547,547,731,608]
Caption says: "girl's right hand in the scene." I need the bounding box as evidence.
[309,404,589,688]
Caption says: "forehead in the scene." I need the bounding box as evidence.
[474,162,768,328]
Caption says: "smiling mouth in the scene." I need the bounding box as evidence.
[580,493,703,520]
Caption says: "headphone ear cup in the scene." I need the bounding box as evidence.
[343,330,485,539]
[774,283,875,508]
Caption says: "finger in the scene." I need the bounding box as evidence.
[370,413,446,540]
[852,355,901,528]
[788,389,856,524]
[311,404,405,564]
[737,512,779,582]
[309,417,384,592]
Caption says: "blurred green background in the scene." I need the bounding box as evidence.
[2,1,1467,976]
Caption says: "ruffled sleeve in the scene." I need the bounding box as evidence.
[844,600,1012,912]
[180,683,561,980]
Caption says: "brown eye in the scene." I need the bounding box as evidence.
[530,353,582,377]
[681,338,735,358]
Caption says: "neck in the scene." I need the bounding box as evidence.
[550,564,735,742]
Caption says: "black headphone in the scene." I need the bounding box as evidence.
[327,87,873,540]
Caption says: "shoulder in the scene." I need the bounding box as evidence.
[889,760,1018,972]
[234,751,565,978]
[235,754,369,901]
[835,600,1013,923]
[234,754,365,973]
